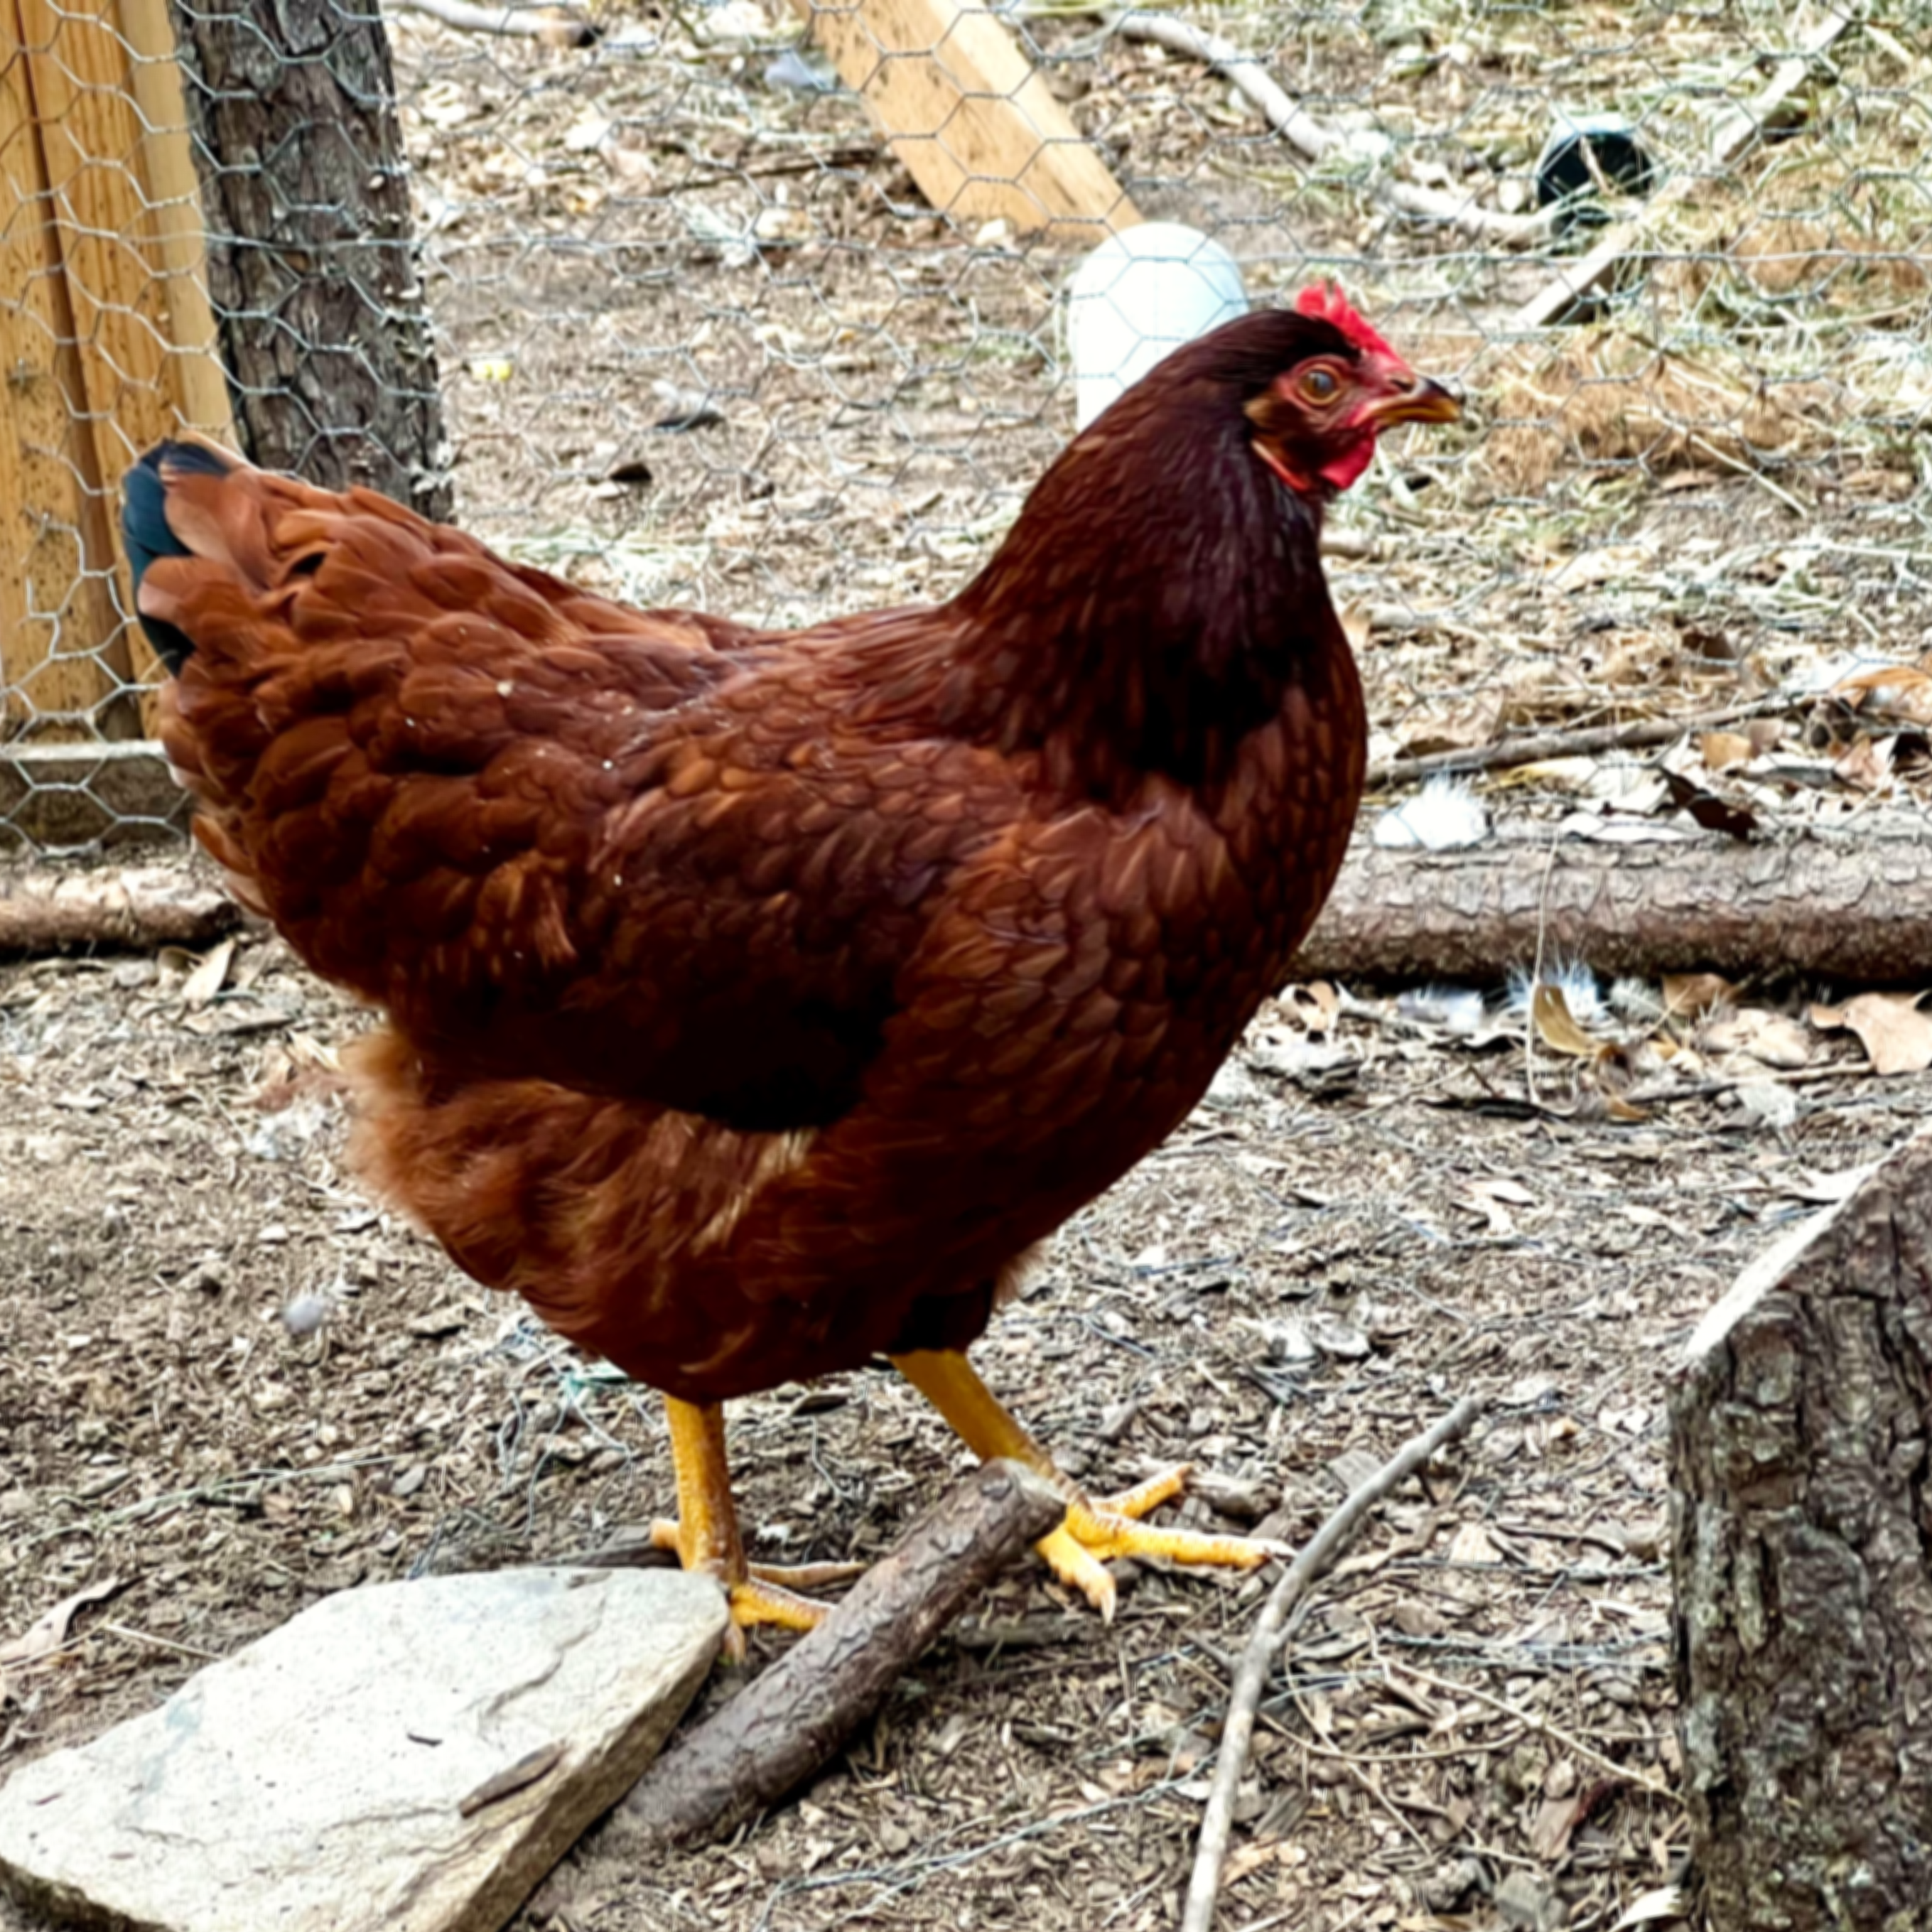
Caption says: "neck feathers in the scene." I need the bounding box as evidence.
[936,391,1342,799]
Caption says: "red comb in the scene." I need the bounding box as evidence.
[1294,282,1396,360]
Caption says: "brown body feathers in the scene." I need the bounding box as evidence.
[130,306,1424,1402]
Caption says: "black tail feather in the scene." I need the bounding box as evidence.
[122,441,236,674]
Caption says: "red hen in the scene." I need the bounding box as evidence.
[124,295,1457,1634]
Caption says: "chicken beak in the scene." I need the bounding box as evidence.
[1364,372,1462,429]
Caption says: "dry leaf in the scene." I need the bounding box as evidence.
[1699,730,1754,770]
[1702,1008,1812,1071]
[1446,1520,1501,1565]
[1833,734,1895,792]
[0,1577,123,1670]
[1831,662,1932,701]
[1224,1840,1285,1884]
[1609,1886,1688,1930]
[179,937,236,1010]
[1658,769,1758,839]
[1662,971,1734,1019]
[1532,983,1599,1057]
[1530,1791,1587,1862]
[1280,982,1341,1034]
[1550,539,1656,590]
[1391,1599,1448,1639]
[1337,600,1372,654]
[1398,698,1503,758]
[1810,992,1932,1076]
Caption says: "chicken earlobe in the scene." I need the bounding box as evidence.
[891,1350,1285,1618]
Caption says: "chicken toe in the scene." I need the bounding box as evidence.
[892,1349,1285,1619]
[1037,1486,1286,1620]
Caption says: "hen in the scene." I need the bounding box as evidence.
[124,291,1457,1638]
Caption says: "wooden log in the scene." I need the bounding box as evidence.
[1671,1129,1932,1926]
[0,862,238,954]
[791,0,1138,237]
[603,1459,1064,1851]
[1297,818,1932,986]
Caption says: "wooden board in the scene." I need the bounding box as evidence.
[114,0,234,444]
[2,1,232,739]
[0,0,128,739]
[793,0,1138,237]
[16,0,185,728]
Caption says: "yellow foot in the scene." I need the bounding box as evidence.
[1037,1463,1288,1621]
[649,1515,838,1656]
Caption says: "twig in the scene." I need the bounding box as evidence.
[395,0,598,45]
[1364,693,1795,789]
[1511,11,1855,329]
[1105,11,1553,244]
[1179,1396,1484,1932]
[604,1459,1065,1850]
[1386,1659,1675,1800]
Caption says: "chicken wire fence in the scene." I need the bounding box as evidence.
[1,0,1928,854]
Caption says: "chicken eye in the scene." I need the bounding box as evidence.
[1297,366,1342,405]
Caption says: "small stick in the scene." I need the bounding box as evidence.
[1106,12,1552,244]
[605,1459,1065,1850]
[1386,1659,1673,1799]
[1364,693,1795,789]
[1511,11,1853,330]
[1179,1396,1483,1932]
[396,0,598,44]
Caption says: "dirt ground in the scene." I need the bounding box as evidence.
[4,4,1932,1929]
[4,908,1928,1932]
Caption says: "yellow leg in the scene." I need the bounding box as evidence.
[892,1349,1285,1620]
[649,1397,833,1654]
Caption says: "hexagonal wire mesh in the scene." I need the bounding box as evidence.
[1,0,1928,854]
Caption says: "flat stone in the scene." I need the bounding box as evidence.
[0,1567,726,1932]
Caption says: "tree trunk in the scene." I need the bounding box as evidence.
[1297,817,1932,986]
[166,0,449,517]
[1671,1128,1932,1929]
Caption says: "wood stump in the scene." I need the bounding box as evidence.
[1671,1128,1932,1928]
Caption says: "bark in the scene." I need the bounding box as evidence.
[1671,1128,1932,1929]
[0,864,239,954]
[166,0,450,516]
[1298,817,1932,985]
[605,1460,1065,1850]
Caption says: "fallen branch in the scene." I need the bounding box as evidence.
[1180,1396,1483,1932]
[0,865,241,955]
[603,1459,1064,1850]
[394,0,598,45]
[1299,816,1932,985]
[1107,11,1553,244]
[1365,694,1796,788]
[1511,12,1853,329]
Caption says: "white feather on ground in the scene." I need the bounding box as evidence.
[1373,775,1491,851]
